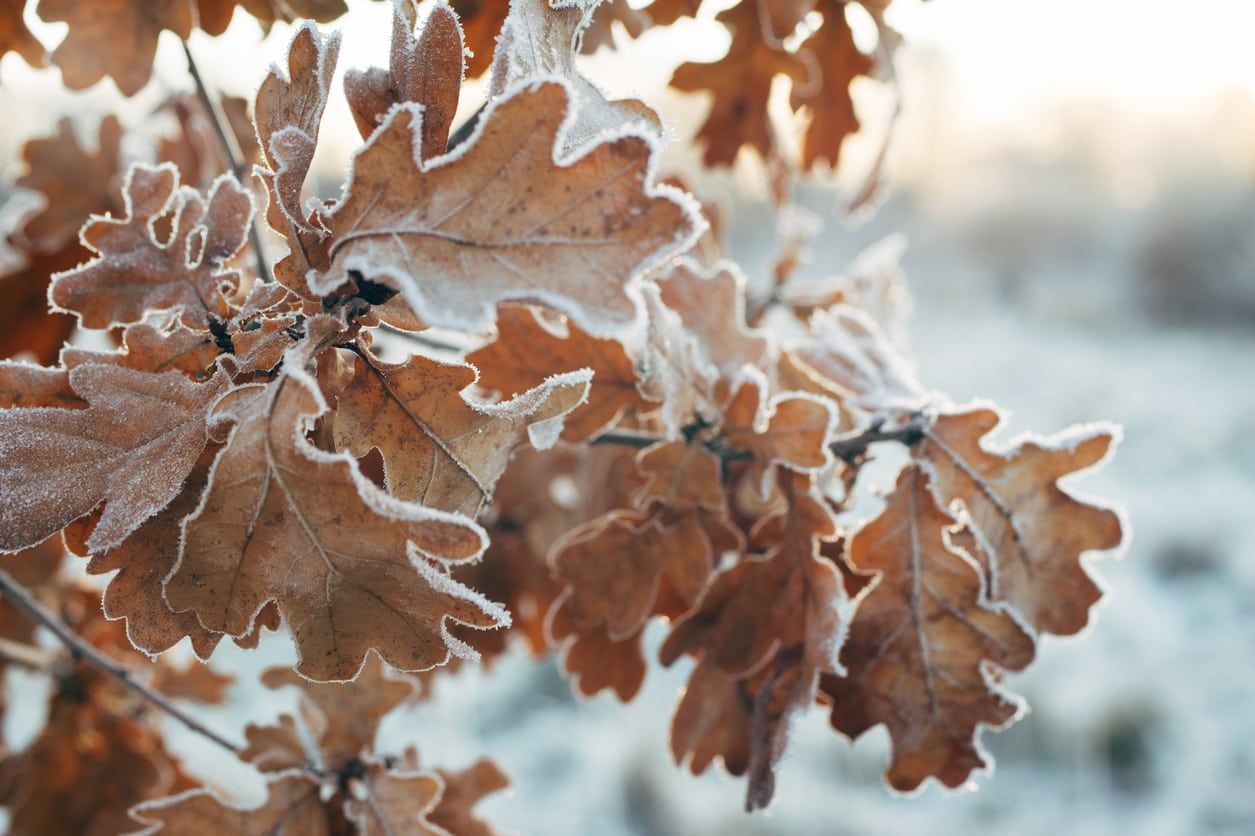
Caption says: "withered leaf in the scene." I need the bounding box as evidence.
[0,363,225,553]
[196,0,354,36]
[0,2,44,66]
[342,765,445,835]
[580,0,648,53]
[758,0,815,41]
[129,773,328,836]
[634,440,724,513]
[0,360,81,408]
[253,22,341,296]
[344,0,463,153]
[15,115,123,253]
[547,595,647,701]
[321,79,698,336]
[823,466,1035,791]
[333,343,591,516]
[36,0,194,96]
[240,715,307,774]
[656,258,768,377]
[722,372,836,498]
[63,322,217,377]
[791,5,875,172]
[166,335,504,681]
[915,408,1125,635]
[670,1,809,166]
[49,163,254,331]
[0,244,80,365]
[430,759,510,836]
[449,0,508,78]
[467,305,645,441]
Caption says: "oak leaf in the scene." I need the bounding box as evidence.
[49,163,254,331]
[35,0,194,96]
[63,322,217,377]
[547,596,648,701]
[633,440,724,513]
[466,305,646,441]
[655,258,769,377]
[791,5,875,171]
[670,1,809,166]
[449,0,508,77]
[321,79,698,336]
[239,716,307,773]
[0,360,81,408]
[0,244,80,365]
[129,773,329,836]
[429,759,510,836]
[165,331,504,681]
[915,408,1125,635]
[196,0,355,35]
[0,363,226,553]
[343,766,446,835]
[344,0,463,154]
[333,342,591,516]
[822,466,1035,791]
[758,0,815,42]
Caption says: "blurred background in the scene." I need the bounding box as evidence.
[2,0,1254,833]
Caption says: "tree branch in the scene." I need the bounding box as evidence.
[183,40,274,286]
[0,569,244,757]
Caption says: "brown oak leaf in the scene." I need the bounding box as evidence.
[915,408,1125,635]
[547,596,648,701]
[321,79,697,336]
[633,440,725,513]
[165,334,504,681]
[49,163,254,331]
[35,0,194,96]
[0,363,226,553]
[344,0,463,153]
[0,360,81,408]
[670,1,809,166]
[196,0,355,36]
[655,258,769,378]
[429,759,510,836]
[822,465,1035,791]
[449,0,508,77]
[580,0,648,53]
[333,343,591,516]
[467,305,646,441]
[791,5,875,172]
[63,322,217,377]
[129,773,329,835]
[343,766,446,835]
[0,244,80,365]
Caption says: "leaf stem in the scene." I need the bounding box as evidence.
[0,569,244,757]
[182,39,274,286]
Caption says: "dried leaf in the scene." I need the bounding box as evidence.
[166,332,503,681]
[822,466,1035,791]
[129,773,328,836]
[0,1,44,66]
[49,164,254,331]
[757,0,814,41]
[0,360,81,408]
[670,2,808,166]
[467,305,645,440]
[344,0,464,154]
[915,408,1125,635]
[322,79,696,336]
[634,441,724,513]
[0,363,226,553]
[240,715,308,773]
[449,0,509,77]
[36,0,194,96]
[334,343,590,515]
[791,305,926,412]
[63,322,217,377]
[547,595,647,701]
[343,765,445,836]
[656,258,769,377]
[580,0,648,53]
[429,759,509,836]
[0,244,80,364]
[196,0,353,35]
[722,372,837,498]
[791,6,875,171]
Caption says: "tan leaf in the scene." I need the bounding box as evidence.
[0,363,225,553]
[0,1,44,66]
[638,285,720,436]
[669,658,751,778]
[334,343,591,516]
[166,336,503,681]
[343,764,446,836]
[722,372,837,498]
[670,1,809,166]
[49,163,254,331]
[344,0,464,153]
[791,305,926,412]
[240,715,308,773]
[36,0,194,96]
[63,322,217,377]
[634,440,724,513]
[0,360,81,408]
[655,258,768,377]
[547,594,647,701]
[157,93,259,189]
[320,79,698,336]
[466,305,645,441]
[0,244,80,365]
[430,759,509,836]
[822,465,1035,791]
[129,773,328,836]
[915,408,1125,635]
[15,115,123,253]
[580,0,648,53]
[196,0,353,35]
[449,0,508,77]
[791,5,875,172]
[253,22,341,297]
[152,660,234,704]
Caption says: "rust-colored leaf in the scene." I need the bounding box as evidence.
[343,765,445,835]
[915,408,1125,635]
[165,328,503,681]
[35,0,194,96]
[0,363,226,553]
[344,0,463,153]
[430,759,510,836]
[823,466,1035,791]
[333,343,590,516]
[0,1,44,66]
[321,79,697,336]
[656,258,768,377]
[467,305,646,440]
[449,0,508,77]
[791,6,875,172]
[129,773,328,836]
[49,163,254,331]
[0,244,80,365]
[721,372,836,498]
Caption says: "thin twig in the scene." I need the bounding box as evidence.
[0,569,243,757]
[183,40,274,285]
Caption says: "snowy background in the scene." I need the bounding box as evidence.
[3,0,1254,833]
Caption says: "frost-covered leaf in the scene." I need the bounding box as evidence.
[790,4,874,171]
[449,0,509,77]
[344,0,464,153]
[547,596,648,701]
[333,342,591,516]
[166,327,503,681]
[670,1,808,166]
[655,258,769,378]
[638,286,720,436]
[822,465,1035,791]
[0,244,80,365]
[63,322,217,377]
[0,360,80,408]
[129,773,328,836]
[321,79,698,336]
[35,0,194,96]
[49,163,254,331]
[467,305,646,440]
[0,363,226,553]
[634,440,724,513]
[240,716,307,774]
[253,22,341,296]
[915,408,1125,635]
[342,765,446,836]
